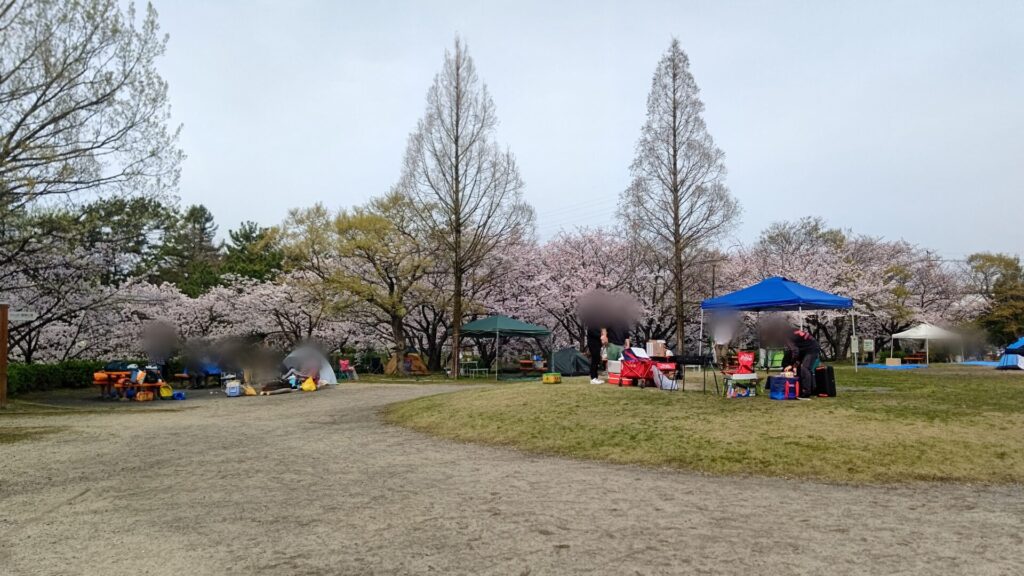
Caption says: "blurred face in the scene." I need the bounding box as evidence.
[578,290,640,329]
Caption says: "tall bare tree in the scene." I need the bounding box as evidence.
[0,0,182,286]
[619,39,738,355]
[397,37,534,376]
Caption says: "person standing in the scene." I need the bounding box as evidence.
[711,314,737,368]
[586,321,604,385]
[783,326,820,398]
[579,289,612,385]
[604,318,631,366]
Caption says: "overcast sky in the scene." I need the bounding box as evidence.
[154,0,1024,258]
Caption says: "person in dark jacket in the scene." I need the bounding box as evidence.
[604,320,631,364]
[782,327,820,397]
[586,323,604,384]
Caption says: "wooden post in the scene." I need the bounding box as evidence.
[1,303,8,409]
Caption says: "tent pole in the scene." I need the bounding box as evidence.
[698,309,704,358]
[495,328,500,381]
[852,311,858,373]
[550,334,554,376]
[926,338,929,366]
[799,306,804,330]
[756,310,761,376]
[698,308,705,393]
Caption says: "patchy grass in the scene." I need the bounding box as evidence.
[0,426,63,444]
[385,365,1024,484]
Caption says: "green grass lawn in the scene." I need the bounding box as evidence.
[384,365,1024,484]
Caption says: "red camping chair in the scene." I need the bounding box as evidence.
[721,350,761,395]
[338,359,357,381]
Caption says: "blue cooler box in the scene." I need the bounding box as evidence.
[768,376,800,400]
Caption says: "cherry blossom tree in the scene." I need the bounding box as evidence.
[719,217,969,359]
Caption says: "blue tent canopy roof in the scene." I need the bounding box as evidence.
[700,276,853,312]
[1006,337,1024,355]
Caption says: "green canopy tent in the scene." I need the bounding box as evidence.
[460,315,552,380]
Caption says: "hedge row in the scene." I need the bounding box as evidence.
[7,360,106,395]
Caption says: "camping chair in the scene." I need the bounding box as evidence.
[758,348,785,371]
[722,350,761,396]
[337,359,357,381]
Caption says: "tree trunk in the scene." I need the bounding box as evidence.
[451,270,463,378]
[391,314,406,373]
[673,251,685,356]
[391,315,405,355]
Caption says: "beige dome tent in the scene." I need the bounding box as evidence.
[384,352,430,376]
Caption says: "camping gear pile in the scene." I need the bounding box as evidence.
[607,347,678,390]
[258,346,338,395]
[766,366,836,400]
[92,362,177,402]
[698,276,853,396]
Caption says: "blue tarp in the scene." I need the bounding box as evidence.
[864,363,928,370]
[1005,337,1024,355]
[701,277,853,312]
[184,361,222,376]
[959,361,1000,367]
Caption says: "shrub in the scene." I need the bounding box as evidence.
[7,360,107,395]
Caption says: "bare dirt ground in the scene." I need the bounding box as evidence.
[1,384,1022,576]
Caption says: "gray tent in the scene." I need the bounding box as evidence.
[283,346,337,385]
[552,347,590,377]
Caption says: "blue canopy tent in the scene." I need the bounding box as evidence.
[699,276,857,369]
[701,276,853,312]
[996,337,1024,370]
[1006,337,1024,356]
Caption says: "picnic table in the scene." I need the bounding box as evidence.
[460,360,490,378]
[904,353,928,364]
[92,377,162,400]
[518,359,547,374]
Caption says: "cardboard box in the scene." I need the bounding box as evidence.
[885,358,902,366]
[646,340,667,357]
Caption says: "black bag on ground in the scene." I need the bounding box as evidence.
[814,365,836,397]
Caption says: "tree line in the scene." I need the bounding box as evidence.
[2,2,1022,369]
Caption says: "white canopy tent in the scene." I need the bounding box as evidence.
[891,323,961,364]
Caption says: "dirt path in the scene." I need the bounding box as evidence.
[1,384,1021,575]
